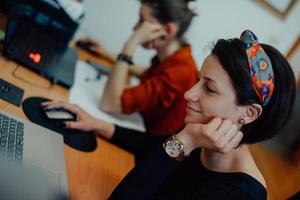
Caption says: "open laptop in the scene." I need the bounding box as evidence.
[0,110,68,199]
[2,0,79,88]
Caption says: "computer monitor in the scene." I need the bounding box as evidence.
[0,0,11,13]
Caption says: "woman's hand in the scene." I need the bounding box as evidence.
[123,21,167,55]
[42,101,115,139]
[132,21,166,45]
[177,117,243,155]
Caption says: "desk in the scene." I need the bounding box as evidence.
[0,52,134,200]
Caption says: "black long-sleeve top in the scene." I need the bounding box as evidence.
[108,126,267,200]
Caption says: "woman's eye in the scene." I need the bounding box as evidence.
[205,85,215,93]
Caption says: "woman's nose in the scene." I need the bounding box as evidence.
[184,83,201,102]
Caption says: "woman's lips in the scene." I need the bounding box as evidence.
[187,106,202,114]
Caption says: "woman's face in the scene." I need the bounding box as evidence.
[134,4,170,49]
[184,55,244,125]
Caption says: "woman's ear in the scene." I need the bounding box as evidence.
[241,103,263,125]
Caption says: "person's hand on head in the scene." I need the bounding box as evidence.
[130,21,167,48]
[177,117,244,155]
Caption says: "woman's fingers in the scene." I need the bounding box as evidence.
[64,121,84,130]
[222,124,238,142]
[203,117,222,135]
[148,29,167,41]
[198,117,243,153]
[222,131,243,153]
[134,21,166,43]
[213,119,233,140]
[41,101,81,115]
[214,124,239,152]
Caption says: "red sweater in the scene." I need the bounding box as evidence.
[121,45,198,136]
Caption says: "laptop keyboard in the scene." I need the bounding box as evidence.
[0,113,24,162]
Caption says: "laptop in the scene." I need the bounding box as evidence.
[0,110,68,199]
[2,0,79,88]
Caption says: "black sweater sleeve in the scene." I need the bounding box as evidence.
[110,126,167,158]
[108,145,182,200]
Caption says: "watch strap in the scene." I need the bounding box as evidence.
[117,53,134,65]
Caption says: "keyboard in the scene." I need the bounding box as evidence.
[0,113,24,162]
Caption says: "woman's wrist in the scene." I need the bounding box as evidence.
[93,120,116,140]
[122,35,139,56]
[176,129,199,155]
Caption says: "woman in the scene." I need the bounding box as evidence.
[43,30,296,199]
[97,0,198,136]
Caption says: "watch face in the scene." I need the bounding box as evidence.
[165,140,182,158]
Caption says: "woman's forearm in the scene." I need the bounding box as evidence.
[93,120,116,140]
[100,37,139,113]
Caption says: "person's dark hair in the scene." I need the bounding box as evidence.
[139,0,197,40]
[211,39,296,144]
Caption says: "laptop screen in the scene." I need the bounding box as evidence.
[0,0,11,13]
[4,0,79,46]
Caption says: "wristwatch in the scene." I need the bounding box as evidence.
[117,53,134,65]
[163,135,186,161]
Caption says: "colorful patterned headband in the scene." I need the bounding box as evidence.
[240,30,274,106]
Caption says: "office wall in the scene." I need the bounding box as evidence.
[76,0,300,69]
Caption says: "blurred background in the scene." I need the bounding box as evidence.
[75,0,300,74]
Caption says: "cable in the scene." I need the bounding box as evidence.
[12,65,55,90]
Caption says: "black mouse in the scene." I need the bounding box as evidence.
[75,40,101,56]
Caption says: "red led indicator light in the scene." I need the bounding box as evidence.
[29,53,42,64]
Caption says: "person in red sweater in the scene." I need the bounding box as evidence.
[87,0,199,136]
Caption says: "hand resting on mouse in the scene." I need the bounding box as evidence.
[41,101,115,139]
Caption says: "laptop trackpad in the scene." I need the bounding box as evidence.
[25,163,64,200]
[0,162,66,200]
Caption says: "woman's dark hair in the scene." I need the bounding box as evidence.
[139,0,197,40]
[211,39,296,144]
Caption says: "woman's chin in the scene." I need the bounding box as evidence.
[184,116,203,124]
[184,115,211,124]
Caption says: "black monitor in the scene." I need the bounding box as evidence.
[0,0,11,13]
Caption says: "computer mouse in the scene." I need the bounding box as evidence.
[76,40,93,49]
[44,108,76,121]
[75,40,101,56]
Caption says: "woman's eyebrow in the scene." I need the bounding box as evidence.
[203,76,217,83]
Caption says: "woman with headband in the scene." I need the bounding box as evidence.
[43,30,296,199]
